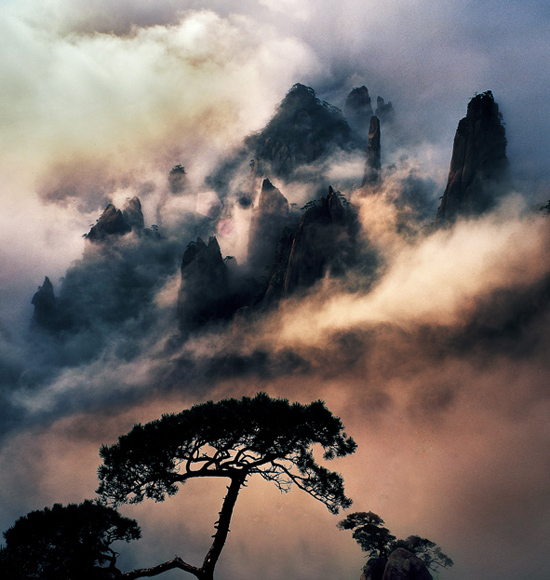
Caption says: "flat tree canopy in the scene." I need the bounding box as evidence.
[97,392,356,579]
[0,500,140,580]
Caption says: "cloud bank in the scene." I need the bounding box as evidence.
[2,2,550,580]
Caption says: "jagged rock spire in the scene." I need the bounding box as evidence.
[86,204,130,242]
[122,197,144,230]
[362,116,382,186]
[345,86,374,139]
[282,186,357,295]
[247,178,290,274]
[31,277,57,328]
[85,198,145,242]
[436,91,508,224]
[177,237,231,331]
[375,97,394,123]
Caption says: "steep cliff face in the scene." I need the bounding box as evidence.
[258,226,296,308]
[345,86,374,139]
[122,197,145,230]
[436,91,508,223]
[363,115,382,186]
[178,237,243,331]
[282,186,359,295]
[247,178,290,274]
[31,277,58,330]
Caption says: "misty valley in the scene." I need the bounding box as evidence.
[2,80,550,580]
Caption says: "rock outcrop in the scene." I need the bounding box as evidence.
[362,116,382,186]
[178,237,240,331]
[345,86,374,139]
[122,197,145,230]
[359,549,432,580]
[375,97,394,123]
[282,186,358,295]
[86,204,130,241]
[85,197,144,242]
[244,84,364,180]
[436,90,508,223]
[168,164,187,194]
[381,548,432,580]
[207,83,369,196]
[247,178,290,273]
[259,227,296,308]
[360,557,388,580]
[31,277,58,330]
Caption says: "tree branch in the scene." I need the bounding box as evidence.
[121,556,201,579]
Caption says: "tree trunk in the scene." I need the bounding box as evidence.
[121,472,247,580]
[202,472,246,577]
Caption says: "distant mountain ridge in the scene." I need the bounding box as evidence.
[31,85,518,348]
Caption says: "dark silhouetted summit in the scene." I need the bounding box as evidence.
[86,204,130,241]
[345,86,374,139]
[375,96,394,124]
[31,277,58,330]
[177,237,253,331]
[122,197,144,230]
[247,178,290,273]
[363,116,382,186]
[436,91,508,223]
[282,186,359,294]
[247,84,364,178]
[85,197,144,242]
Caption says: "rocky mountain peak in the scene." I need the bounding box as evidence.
[436,90,508,223]
[381,548,432,580]
[85,197,145,242]
[278,82,318,109]
[178,236,231,331]
[122,197,144,230]
[247,178,290,274]
[363,115,382,186]
[248,83,362,179]
[257,178,289,215]
[85,204,130,242]
[375,96,394,123]
[281,186,358,295]
[360,549,432,580]
[345,86,374,138]
[31,277,57,329]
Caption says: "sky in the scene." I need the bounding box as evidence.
[2,1,550,579]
